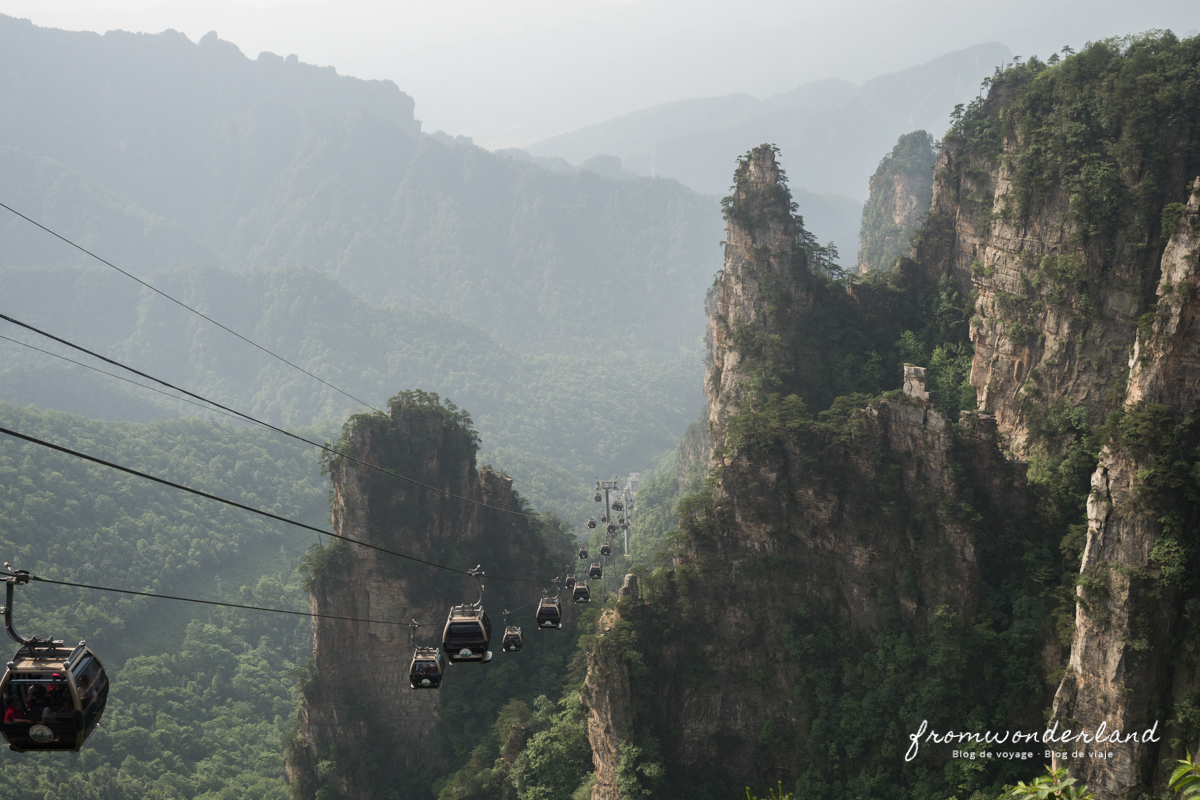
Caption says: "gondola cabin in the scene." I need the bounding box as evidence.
[565,575,576,589]
[578,547,588,559]
[0,641,108,752]
[587,518,596,529]
[572,583,591,604]
[594,493,602,502]
[536,599,563,629]
[441,605,493,664]
[612,501,624,511]
[600,543,612,557]
[408,646,447,689]
[502,627,523,653]
[589,562,603,580]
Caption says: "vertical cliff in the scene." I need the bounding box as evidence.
[286,390,566,800]
[584,145,1050,800]
[1051,179,1200,797]
[906,35,1200,798]
[856,131,937,275]
[581,33,1200,800]
[707,144,815,446]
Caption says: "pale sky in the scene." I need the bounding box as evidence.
[1,0,1195,148]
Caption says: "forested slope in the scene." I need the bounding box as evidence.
[0,263,702,515]
[0,401,322,798]
[0,14,723,359]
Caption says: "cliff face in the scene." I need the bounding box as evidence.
[856,131,937,275]
[907,38,1200,798]
[1051,180,1200,797]
[706,146,814,444]
[585,146,1041,800]
[286,391,556,800]
[912,132,1148,458]
[583,35,1200,800]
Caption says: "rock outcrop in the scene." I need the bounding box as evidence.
[584,146,1035,799]
[582,40,1200,797]
[286,391,555,800]
[856,131,936,274]
[1050,179,1200,797]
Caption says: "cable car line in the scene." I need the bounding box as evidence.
[0,425,546,585]
[0,312,543,520]
[27,572,410,626]
[0,335,249,426]
[0,200,383,416]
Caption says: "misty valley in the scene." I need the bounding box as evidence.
[0,11,1199,800]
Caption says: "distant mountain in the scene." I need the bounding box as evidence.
[527,42,1012,202]
[0,263,701,492]
[0,15,723,359]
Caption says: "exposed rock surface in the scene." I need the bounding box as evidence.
[583,43,1200,800]
[286,393,551,799]
[585,146,1030,798]
[856,131,936,274]
[706,145,815,448]
[582,609,634,800]
[1051,179,1200,798]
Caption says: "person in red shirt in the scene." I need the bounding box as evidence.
[3,699,30,725]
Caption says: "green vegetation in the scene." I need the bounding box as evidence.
[1,263,701,522]
[0,400,322,798]
[950,32,1200,247]
[1,16,724,361]
[857,131,937,273]
[1004,767,1095,800]
[1171,751,1200,799]
[1102,403,1200,590]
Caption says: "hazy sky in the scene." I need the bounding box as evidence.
[1,0,1195,148]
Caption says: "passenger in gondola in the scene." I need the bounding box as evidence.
[3,698,30,725]
[26,685,46,720]
[78,675,97,706]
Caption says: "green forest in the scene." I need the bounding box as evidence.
[1,13,1199,800]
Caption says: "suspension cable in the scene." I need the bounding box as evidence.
[0,200,383,414]
[0,425,547,584]
[0,312,543,519]
[29,573,408,625]
[0,334,247,425]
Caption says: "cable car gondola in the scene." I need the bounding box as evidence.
[578,547,588,559]
[442,567,493,664]
[565,575,576,589]
[587,518,596,529]
[589,562,602,580]
[572,583,591,604]
[409,646,447,689]
[442,604,493,663]
[600,542,612,557]
[612,501,624,511]
[536,598,563,629]
[0,567,109,752]
[594,492,602,502]
[502,626,523,653]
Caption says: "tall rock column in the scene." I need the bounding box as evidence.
[583,144,1032,799]
[286,391,544,800]
[706,143,813,450]
[1052,179,1200,799]
[856,130,936,274]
